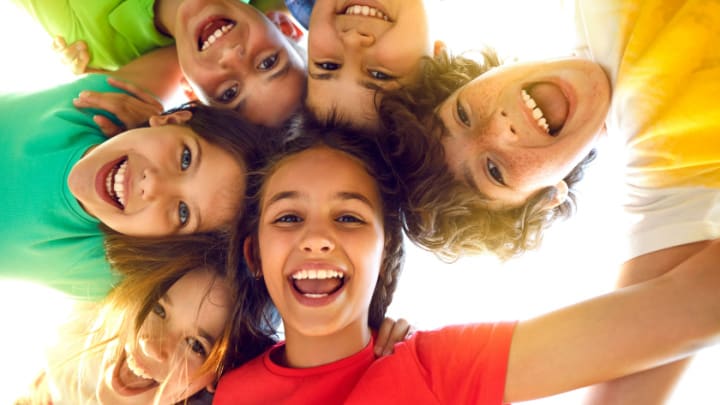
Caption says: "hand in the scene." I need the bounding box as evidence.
[374,317,415,357]
[73,77,164,137]
[52,36,90,75]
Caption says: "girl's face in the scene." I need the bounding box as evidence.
[174,0,307,127]
[307,0,432,128]
[256,146,385,341]
[437,58,611,208]
[98,267,233,404]
[68,113,246,237]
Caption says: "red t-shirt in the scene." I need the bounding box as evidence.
[214,322,517,405]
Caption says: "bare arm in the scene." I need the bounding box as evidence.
[504,239,720,403]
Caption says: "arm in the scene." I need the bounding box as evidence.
[504,239,720,403]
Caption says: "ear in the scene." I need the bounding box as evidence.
[148,110,193,127]
[266,10,304,42]
[243,237,261,278]
[433,40,447,57]
[544,180,568,210]
[206,382,217,393]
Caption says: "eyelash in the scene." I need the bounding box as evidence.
[152,302,166,318]
[178,201,190,226]
[456,98,470,126]
[274,214,302,224]
[151,302,209,357]
[258,53,279,70]
[315,62,340,70]
[487,159,505,185]
[217,84,239,104]
[369,70,395,81]
[336,214,364,224]
[180,146,192,171]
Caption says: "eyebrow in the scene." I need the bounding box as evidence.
[309,72,335,80]
[265,190,299,208]
[190,137,203,232]
[264,190,375,209]
[268,61,291,82]
[164,292,217,346]
[359,80,382,91]
[337,191,375,208]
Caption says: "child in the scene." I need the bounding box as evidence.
[0,68,275,300]
[212,113,720,404]
[12,0,307,127]
[305,0,437,128]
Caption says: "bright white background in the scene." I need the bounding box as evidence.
[1,1,717,404]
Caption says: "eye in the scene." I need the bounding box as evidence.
[487,159,506,185]
[217,84,239,104]
[315,61,340,71]
[257,53,279,70]
[336,214,364,224]
[178,201,190,226]
[152,303,166,319]
[180,146,192,171]
[186,337,208,356]
[273,214,302,224]
[368,70,395,81]
[456,98,470,126]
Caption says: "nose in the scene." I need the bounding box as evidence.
[140,169,177,202]
[300,225,336,254]
[340,29,375,48]
[219,43,247,70]
[140,334,169,361]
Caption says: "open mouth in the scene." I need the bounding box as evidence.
[112,350,158,396]
[105,157,128,209]
[290,269,345,298]
[522,83,568,136]
[197,17,236,51]
[340,4,391,22]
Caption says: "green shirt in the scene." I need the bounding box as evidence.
[0,75,125,300]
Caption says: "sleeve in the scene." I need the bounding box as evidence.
[415,322,517,405]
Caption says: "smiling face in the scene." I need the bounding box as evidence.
[306,0,432,128]
[173,0,306,127]
[97,267,233,404]
[67,115,246,237]
[437,58,611,208]
[255,146,384,360]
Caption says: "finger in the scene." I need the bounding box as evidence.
[73,48,91,75]
[383,318,411,356]
[51,36,67,52]
[374,317,395,357]
[106,77,163,110]
[93,115,124,137]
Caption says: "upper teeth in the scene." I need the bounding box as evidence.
[126,352,153,381]
[201,23,235,51]
[522,89,549,133]
[345,5,390,21]
[106,159,127,208]
[292,269,344,280]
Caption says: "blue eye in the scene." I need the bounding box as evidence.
[274,214,302,224]
[487,159,505,185]
[315,62,340,70]
[180,146,192,170]
[178,201,190,226]
[258,53,279,70]
[186,337,208,356]
[218,84,239,103]
[369,70,394,81]
[152,302,166,319]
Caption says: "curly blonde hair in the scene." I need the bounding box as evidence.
[378,49,597,261]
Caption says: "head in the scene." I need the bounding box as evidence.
[86,232,276,404]
[238,114,404,348]
[378,50,605,259]
[68,103,276,238]
[172,0,307,127]
[306,0,434,128]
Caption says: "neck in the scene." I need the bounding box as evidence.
[282,322,373,368]
[154,0,182,37]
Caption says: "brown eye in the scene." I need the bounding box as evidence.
[315,61,340,70]
[487,159,505,185]
[217,85,239,103]
[456,98,470,126]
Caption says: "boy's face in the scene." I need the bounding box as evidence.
[98,267,232,404]
[174,0,307,127]
[67,113,246,237]
[436,58,611,209]
[255,146,385,347]
[306,0,432,128]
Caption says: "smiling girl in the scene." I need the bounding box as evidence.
[0,69,273,300]
[212,114,720,404]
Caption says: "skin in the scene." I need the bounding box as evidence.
[164,0,307,127]
[437,57,611,209]
[251,146,385,368]
[306,0,432,128]
[67,112,246,237]
[97,267,233,404]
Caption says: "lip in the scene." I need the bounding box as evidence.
[95,156,127,210]
[338,0,392,21]
[287,262,348,307]
[111,350,159,396]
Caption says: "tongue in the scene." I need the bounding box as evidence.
[294,278,342,295]
[528,83,568,134]
[118,358,155,390]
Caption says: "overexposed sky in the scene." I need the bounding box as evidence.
[1,1,717,404]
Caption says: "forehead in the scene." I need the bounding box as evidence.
[169,268,233,329]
